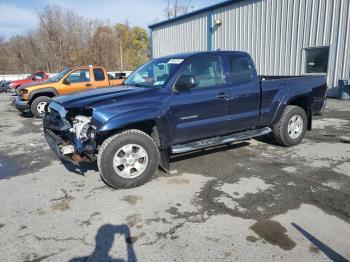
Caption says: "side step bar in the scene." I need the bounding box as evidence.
[171,127,272,154]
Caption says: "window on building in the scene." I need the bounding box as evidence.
[304,47,329,74]
[228,56,254,84]
[178,57,223,89]
[93,68,105,81]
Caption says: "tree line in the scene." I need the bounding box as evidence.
[0,5,150,74]
[0,1,192,74]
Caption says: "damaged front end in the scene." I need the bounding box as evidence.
[43,101,97,164]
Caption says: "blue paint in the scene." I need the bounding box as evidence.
[207,12,212,51]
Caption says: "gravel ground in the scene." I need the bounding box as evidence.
[0,92,349,262]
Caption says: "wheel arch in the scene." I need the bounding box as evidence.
[28,88,58,105]
[273,94,313,131]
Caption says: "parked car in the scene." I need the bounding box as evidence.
[8,70,49,92]
[0,80,10,93]
[15,65,124,117]
[43,51,327,189]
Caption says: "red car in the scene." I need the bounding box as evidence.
[9,70,49,91]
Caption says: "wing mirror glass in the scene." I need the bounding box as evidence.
[175,75,196,91]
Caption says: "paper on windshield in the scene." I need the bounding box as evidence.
[167,59,184,64]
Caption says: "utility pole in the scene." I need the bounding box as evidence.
[119,41,123,72]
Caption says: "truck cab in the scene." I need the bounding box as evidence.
[43,51,327,189]
[8,70,49,91]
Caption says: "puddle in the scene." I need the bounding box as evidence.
[0,154,19,179]
[250,220,296,250]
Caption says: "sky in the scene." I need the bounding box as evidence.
[0,0,224,39]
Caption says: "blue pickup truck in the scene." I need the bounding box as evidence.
[43,51,327,188]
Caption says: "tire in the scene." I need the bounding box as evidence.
[97,129,160,189]
[273,105,307,147]
[30,96,50,118]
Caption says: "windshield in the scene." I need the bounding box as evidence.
[124,58,184,88]
[49,68,71,82]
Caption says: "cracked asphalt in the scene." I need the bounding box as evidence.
[0,92,349,262]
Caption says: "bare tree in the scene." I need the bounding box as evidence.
[0,4,150,74]
[164,0,192,19]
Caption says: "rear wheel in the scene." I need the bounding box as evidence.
[97,129,160,189]
[273,105,307,147]
[31,96,50,118]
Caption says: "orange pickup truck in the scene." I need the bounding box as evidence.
[15,65,124,117]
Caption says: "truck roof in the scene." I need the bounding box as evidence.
[157,50,249,60]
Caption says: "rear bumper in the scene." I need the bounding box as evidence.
[15,96,29,112]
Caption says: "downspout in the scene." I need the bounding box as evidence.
[150,28,153,59]
[207,11,213,51]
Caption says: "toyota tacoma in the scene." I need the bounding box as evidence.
[43,51,327,189]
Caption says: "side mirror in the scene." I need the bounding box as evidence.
[63,78,71,85]
[175,75,196,91]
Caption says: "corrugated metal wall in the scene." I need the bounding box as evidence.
[152,13,209,58]
[151,0,350,96]
[212,0,350,96]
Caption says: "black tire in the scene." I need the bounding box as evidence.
[97,129,160,189]
[30,96,50,118]
[273,105,307,147]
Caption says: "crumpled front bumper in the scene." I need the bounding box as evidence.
[44,128,78,164]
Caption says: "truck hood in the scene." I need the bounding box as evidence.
[17,81,51,92]
[53,86,155,109]
[11,78,32,86]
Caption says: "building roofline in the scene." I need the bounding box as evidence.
[148,0,242,29]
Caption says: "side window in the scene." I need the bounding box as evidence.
[179,57,223,89]
[34,72,45,80]
[68,69,90,83]
[228,56,253,85]
[93,68,105,81]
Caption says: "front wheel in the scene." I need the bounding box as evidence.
[97,129,160,189]
[31,96,50,118]
[273,105,307,147]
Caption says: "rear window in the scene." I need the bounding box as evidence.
[228,56,253,85]
[94,68,105,81]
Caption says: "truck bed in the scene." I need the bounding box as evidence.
[258,75,327,126]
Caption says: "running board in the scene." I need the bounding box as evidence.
[171,127,272,154]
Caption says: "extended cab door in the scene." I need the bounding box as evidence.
[169,55,231,144]
[92,67,111,87]
[226,54,261,131]
[59,68,94,95]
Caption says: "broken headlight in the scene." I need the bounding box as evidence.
[72,115,95,142]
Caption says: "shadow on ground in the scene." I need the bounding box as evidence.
[69,224,137,262]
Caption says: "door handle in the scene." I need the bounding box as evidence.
[86,83,92,87]
[216,92,228,99]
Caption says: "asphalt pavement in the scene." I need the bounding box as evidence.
[0,92,349,262]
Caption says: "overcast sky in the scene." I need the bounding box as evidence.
[0,0,223,39]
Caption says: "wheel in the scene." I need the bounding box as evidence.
[31,96,50,118]
[97,129,160,189]
[273,105,307,147]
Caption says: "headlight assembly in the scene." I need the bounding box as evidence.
[72,115,94,142]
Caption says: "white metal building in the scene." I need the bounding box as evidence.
[149,0,350,97]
